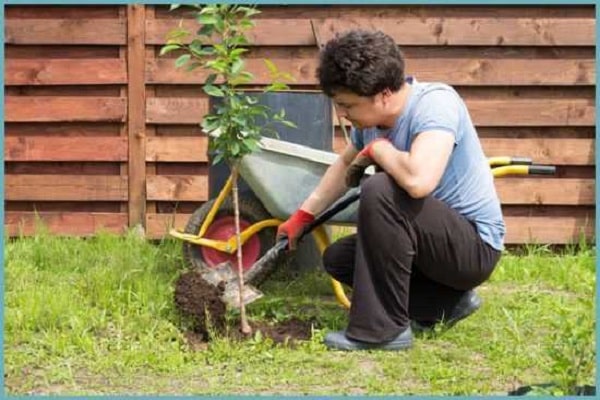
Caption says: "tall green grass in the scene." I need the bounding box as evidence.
[4,230,596,395]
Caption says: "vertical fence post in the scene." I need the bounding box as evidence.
[127,4,146,232]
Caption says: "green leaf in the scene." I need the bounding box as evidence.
[281,120,298,129]
[230,48,248,57]
[159,44,180,56]
[203,84,225,97]
[215,15,226,32]
[239,19,255,30]
[212,153,224,165]
[238,6,261,17]
[279,72,296,82]
[185,61,202,72]
[231,59,244,76]
[206,59,227,73]
[265,82,289,92]
[196,14,217,25]
[205,74,218,86]
[230,142,240,156]
[196,24,215,38]
[169,4,180,11]
[243,138,260,151]
[264,58,278,75]
[175,54,191,68]
[201,116,220,132]
[166,24,190,41]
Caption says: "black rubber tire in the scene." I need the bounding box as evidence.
[182,195,278,286]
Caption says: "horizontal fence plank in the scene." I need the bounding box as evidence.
[144,175,594,206]
[5,19,127,45]
[146,136,209,162]
[312,18,595,46]
[464,99,595,127]
[5,96,127,122]
[146,98,209,124]
[146,18,315,46]
[503,216,594,244]
[146,175,209,201]
[5,137,128,161]
[5,211,128,236]
[156,5,595,20]
[145,213,593,244]
[495,178,594,205]
[149,136,594,166]
[149,57,595,86]
[147,97,595,127]
[147,17,595,46]
[5,59,127,85]
[6,175,128,201]
[482,138,594,166]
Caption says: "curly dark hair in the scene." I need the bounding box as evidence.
[317,29,405,97]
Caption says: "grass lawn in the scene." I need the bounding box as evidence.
[4,229,596,395]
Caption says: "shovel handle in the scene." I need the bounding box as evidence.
[300,190,361,237]
[244,190,361,283]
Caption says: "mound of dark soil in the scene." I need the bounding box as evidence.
[174,270,314,347]
[174,270,227,339]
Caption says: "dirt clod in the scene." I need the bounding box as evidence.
[174,270,227,339]
[174,270,315,348]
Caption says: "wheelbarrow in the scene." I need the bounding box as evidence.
[169,137,556,308]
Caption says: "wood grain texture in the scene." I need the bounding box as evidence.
[146,136,209,162]
[312,18,595,46]
[5,136,128,161]
[5,59,127,85]
[146,17,595,46]
[148,136,594,166]
[6,212,128,236]
[6,175,128,201]
[495,178,595,205]
[147,97,595,127]
[148,57,595,86]
[5,97,127,122]
[146,175,209,201]
[127,4,147,227]
[5,19,127,44]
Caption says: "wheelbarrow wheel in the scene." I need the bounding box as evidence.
[182,195,278,286]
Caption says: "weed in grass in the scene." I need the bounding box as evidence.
[543,297,596,395]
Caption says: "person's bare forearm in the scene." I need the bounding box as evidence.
[299,143,357,216]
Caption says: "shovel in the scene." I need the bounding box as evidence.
[201,190,361,308]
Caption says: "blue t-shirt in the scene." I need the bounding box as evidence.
[351,77,506,251]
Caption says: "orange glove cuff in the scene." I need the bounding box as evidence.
[277,209,315,244]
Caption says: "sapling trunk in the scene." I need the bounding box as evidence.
[230,163,252,335]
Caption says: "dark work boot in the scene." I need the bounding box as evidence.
[324,326,413,351]
[411,290,482,333]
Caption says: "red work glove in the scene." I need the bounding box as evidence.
[345,138,390,187]
[276,209,315,250]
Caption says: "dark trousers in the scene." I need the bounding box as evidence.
[323,173,501,343]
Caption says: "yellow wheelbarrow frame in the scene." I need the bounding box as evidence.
[170,156,555,308]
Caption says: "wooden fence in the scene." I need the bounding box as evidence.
[4,4,596,244]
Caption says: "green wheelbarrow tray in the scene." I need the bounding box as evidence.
[238,136,365,224]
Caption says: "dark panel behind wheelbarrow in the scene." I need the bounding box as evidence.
[208,91,333,273]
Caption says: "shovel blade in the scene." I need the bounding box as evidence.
[200,261,264,308]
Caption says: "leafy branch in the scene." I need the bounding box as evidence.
[161,3,296,336]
